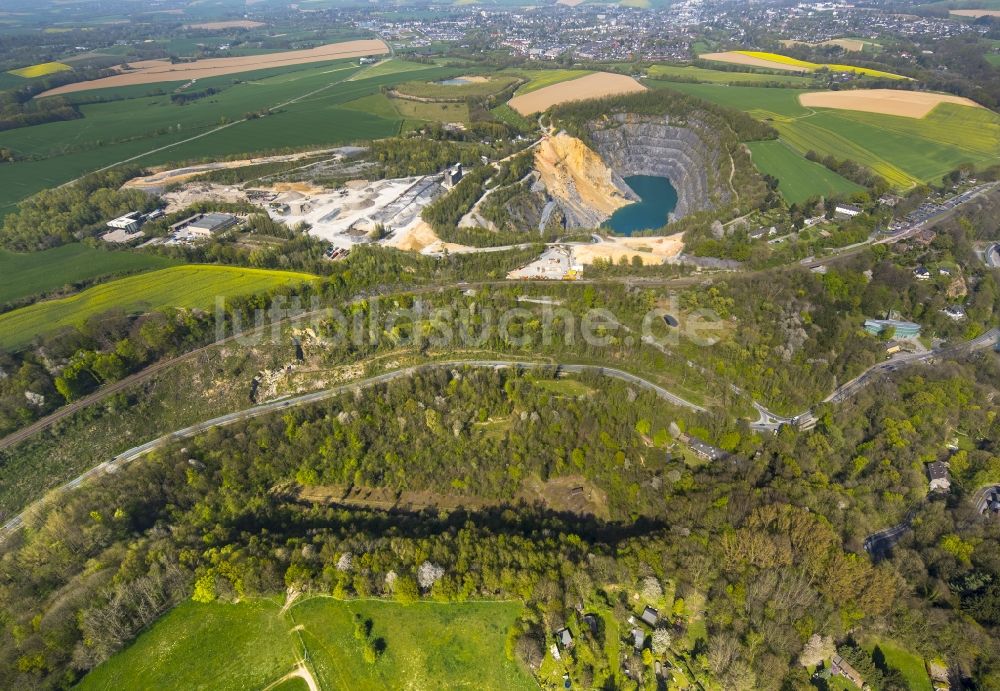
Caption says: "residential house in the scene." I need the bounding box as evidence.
[831,654,865,689]
[640,606,659,627]
[942,305,966,321]
[556,628,573,649]
[632,628,645,650]
[834,203,862,218]
[927,461,951,492]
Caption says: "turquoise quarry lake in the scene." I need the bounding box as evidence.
[604,175,678,235]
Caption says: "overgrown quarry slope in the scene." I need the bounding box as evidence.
[534,90,771,231]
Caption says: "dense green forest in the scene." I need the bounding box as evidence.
[2,358,999,689]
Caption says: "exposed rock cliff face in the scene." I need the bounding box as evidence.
[534,133,638,228]
[589,113,730,221]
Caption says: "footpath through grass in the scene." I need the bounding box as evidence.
[0,264,317,350]
[79,597,536,691]
[0,244,177,306]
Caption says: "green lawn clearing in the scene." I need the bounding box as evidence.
[79,597,536,691]
[647,64,814,86]
[0,264,317,349]
[0,244,176,306]
[747,140,864,203]
[393,74,520,100]
[862,638,933,691]
[508,69,593,95]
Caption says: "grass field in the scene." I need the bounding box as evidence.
[747,140,864,203]
[659,83,1000,189]
[8,61,71,78]
[341,92,470,125]
[393,74,520,99]
[508,69,593,94]
[862,638,932,691]
[0,244,176,306]
[0,265,316,349]
[392,98,470,124]
[647,64,814,85]
[0,59,463,213]
[79,598,536,691]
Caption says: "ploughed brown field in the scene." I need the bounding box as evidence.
[38,39,388,97]
[507,72,646,115]
[798,88,983,118]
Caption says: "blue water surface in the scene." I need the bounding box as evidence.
[604,175,678,235]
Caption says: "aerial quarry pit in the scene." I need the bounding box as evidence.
[133,114,713,271]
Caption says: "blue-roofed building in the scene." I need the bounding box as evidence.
[864,319,921,338]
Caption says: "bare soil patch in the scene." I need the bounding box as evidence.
[949,9,1000,17]
[286,474,609,518]
[799,88,983,118]
[572,233,685,266]
[699,51,808,72]
[384,220,441,252]
[507,72,646,115]
[38,39,388,97]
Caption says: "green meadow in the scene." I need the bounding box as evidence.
[0,244,176,305]
[0,59,463,212]
[747,140,864,203]
[78,598,536,691]
[394,74,520,99]
[0,265,316,349]
[507,68,593,94]
[661,82,1000,189]
[647,64,815,86]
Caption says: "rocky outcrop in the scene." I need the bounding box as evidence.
[588,113,730,221]
[534,133,638,228]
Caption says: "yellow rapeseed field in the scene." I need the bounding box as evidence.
[8,61,72,78]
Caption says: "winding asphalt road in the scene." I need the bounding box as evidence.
[0,360,705,542]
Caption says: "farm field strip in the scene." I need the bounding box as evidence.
[0,62,459,211]
[38,39,390,97]
[8,61,71,78]
[508,72,646,115]
[0,265,318,350]
[701,50,906,79]
[508,68,594,94]
[660,82,1000,188]
[747,140,864,203]
[0,245,177,305]
[647,64,814,85]
[798,88,984,118]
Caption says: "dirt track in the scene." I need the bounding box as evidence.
[38,39,388,97]
[799,88,983,118]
